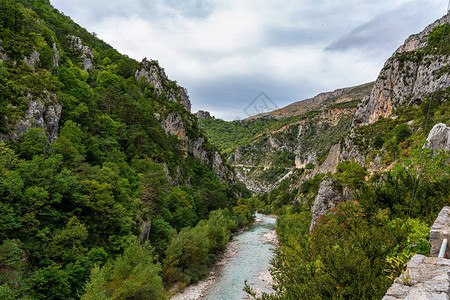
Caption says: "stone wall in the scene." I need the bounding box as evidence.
[383,254,450,299]
[430,206,450,258]
[383,206,450,299]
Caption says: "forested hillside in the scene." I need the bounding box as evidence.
[0,0,251,299]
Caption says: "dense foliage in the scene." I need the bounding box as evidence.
[0,0,251,299]
[247,155,447,299]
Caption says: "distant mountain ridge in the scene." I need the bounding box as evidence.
[245,81,374,120]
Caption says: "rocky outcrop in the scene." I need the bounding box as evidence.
[52,43,59,67]
[135,59,191,112]
[426,123,450,153]
[24,50,40,69]
[187,137,208,162]
[314,143,341,174]
[212,151,234,183]
[138,220,151,242]
[354,13,449,126]
[162,113,187,142]
[396,16,450,53]
[234,167,269,193]
[228,103,356,188]
[195,110,212,119]
[309,176,351,232]
[295,153,317,169]
[2,98,62,143]
[160,111,235,185]
[69,36,94,71]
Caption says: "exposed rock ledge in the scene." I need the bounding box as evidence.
[1,98,62,143]
[135,59,191,112]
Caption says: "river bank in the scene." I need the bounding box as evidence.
[170,214,277,300]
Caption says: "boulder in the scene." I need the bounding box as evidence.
[426,123,450,153]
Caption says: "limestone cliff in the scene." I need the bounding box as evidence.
[134,59,235,184]
[161,112,235,184]
[195,110,212,119]
[353,14,449,126]
[229,106,356,192]
[204,14,449,195]
[247,82,373,120]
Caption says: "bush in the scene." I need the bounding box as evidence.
[305,162,315,170]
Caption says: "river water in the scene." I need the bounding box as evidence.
[202,214,277,300]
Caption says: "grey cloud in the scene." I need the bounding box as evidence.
[53,0,215,22]
[263,26,336,47]
[325,0,444,53]
[165,0,215,19]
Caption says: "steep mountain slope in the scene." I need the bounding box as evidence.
[336,14,450,169]
[0,0,251,298]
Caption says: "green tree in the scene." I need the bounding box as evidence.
[29,265,71,300]
[82,241,165,300]
[17,128,48,159]
[48,216,88,263]
[335,160,369,189]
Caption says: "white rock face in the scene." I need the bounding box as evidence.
[69,36,94,71]
[396,16,450,53]
[314,143,341,174]
[0,46,7,62]
[426,123,450,152]
[3,98,62,143]
[160,111,236,185]
[162,113,187,142]
[195,110,211,119]
[24,50,40,68]
[52,43,59,67]
[135,59,191,112]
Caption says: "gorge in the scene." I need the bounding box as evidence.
[0,1,448,300]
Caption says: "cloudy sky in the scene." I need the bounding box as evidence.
[51,0,447,120]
